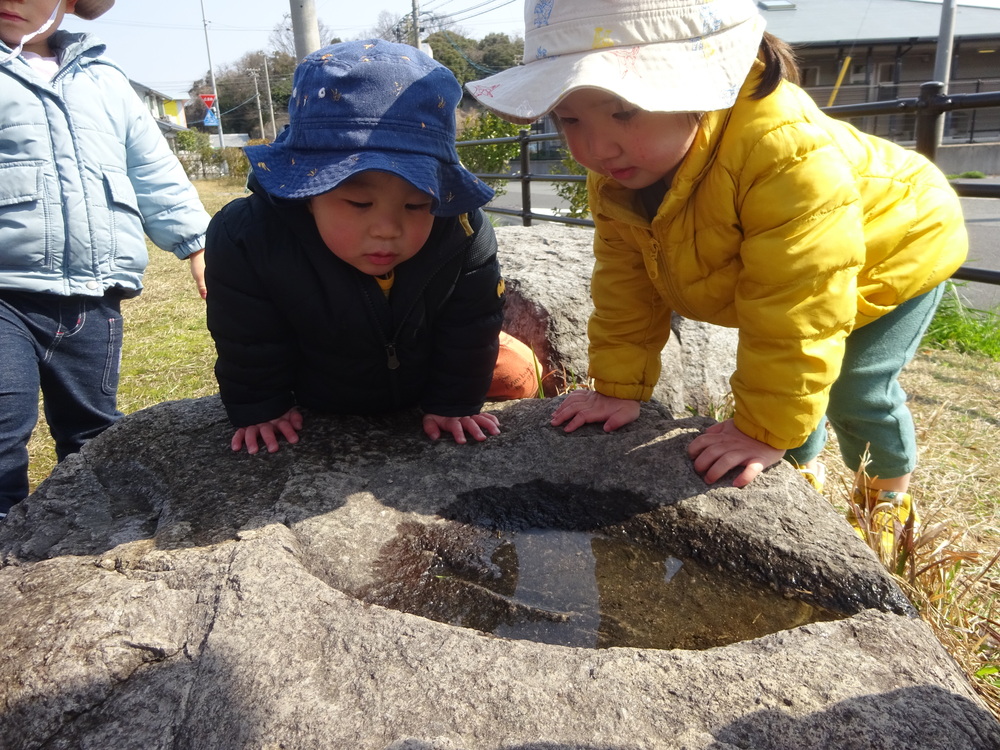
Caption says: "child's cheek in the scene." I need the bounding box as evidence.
[564,134,592,170]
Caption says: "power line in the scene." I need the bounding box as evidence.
[438,30,504,74]
[94,18,275,33]
[445,0,518,25]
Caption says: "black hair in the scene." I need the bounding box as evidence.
[752,32,800,99]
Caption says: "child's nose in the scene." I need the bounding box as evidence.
[371,211,403,237]
[586,129,621,160]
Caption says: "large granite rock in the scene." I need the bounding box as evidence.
[1,396,997,749]
[496,223,738,416]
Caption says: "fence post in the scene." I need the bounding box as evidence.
[519,129,532,227]
[968,79,981,144]
[915,81,946,161]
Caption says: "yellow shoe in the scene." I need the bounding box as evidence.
[796,462,826,494]
[848,489,918,566]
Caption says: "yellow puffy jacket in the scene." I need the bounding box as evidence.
[587,68,968,451]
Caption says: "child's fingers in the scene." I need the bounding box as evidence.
[275,419,300,446]
[421,414,442,441]
[461,415,499,442]
[448,420,469,444]
[732,461,766,488]
[243,426,262,455]
[461,419,484,443]
[462,416,500,443]
[231,428,247,452]
[549,404,577,426]
[689,436,737,481]
[478,412,500,431]
[550,391,590,425]
[701,453,739,484]
[602,401,640,432]
[559,412,590,433]
[260,425,282,453]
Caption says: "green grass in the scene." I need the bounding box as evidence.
[23,177,1000,720]
[922,281,1000,360]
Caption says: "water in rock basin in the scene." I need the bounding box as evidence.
[358,520,842,650]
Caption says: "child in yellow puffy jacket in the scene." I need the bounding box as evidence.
[468,0,967,531]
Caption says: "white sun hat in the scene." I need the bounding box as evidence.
[466,0,766,124]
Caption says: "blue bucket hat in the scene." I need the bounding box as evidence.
[244,40,493,216]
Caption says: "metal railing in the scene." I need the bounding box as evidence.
[458,81,1000,287]
[808,78,1000,144]
[458,131,591,227]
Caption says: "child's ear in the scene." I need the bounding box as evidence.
[65,0,79,14]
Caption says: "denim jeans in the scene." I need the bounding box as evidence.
[0,291,124,513]
[785,284,945,478]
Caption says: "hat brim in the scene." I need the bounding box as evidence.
[466,15,764,123]
[244,143,494,217]
[73,0,115,20]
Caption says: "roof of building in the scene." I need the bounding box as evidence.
[760,0,1000,46]
[210,133,251,149]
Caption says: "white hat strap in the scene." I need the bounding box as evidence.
[0,4,61,64]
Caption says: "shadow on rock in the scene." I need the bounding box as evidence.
[709,685,1000,750]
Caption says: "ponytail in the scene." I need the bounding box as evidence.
[752,32,800,99]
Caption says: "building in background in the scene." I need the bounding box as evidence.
[129,81,194,151]
[523,0,1000,153]
[760,0,1000,141]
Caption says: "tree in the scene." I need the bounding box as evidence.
[178,23,521,142]
[369,10,402,42]
[184,51,297,141]
[477,32,521,72]
[268,13,337,56]
[367,9,458,44]
[175,129,210,153]
[456,109,521,198]
[553,151,591,219]
[424,31,478,89]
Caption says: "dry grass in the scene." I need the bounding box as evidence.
[820,348,1000,717]
[22,178,1000,719]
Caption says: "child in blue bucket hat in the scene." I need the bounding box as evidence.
[206,39,538,455]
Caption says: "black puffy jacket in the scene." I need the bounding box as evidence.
[205,182,504,428]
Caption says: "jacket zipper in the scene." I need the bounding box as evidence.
[357,220,475,406]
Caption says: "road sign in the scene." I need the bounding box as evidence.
[199,93,216,108]
[203,109,219,127]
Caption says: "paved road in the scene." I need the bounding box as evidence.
[489,179,1000,312]
[956,189,1000,312]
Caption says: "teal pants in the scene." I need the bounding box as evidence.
[785,284,945,478]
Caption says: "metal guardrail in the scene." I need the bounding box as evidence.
[459,81,1000,287]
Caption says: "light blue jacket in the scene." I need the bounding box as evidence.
[0,30,209,297]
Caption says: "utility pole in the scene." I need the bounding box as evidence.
[263,57,277,140]
[289,0,321,60]
[199,0,225,149]
[411,0,420,48]
[249,69,266,140]
[932,0,957,146]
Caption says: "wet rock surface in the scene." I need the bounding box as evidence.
[2,396,998,749]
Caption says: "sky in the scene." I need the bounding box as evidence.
[59,0,1000,98]
[61,0,526,97]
